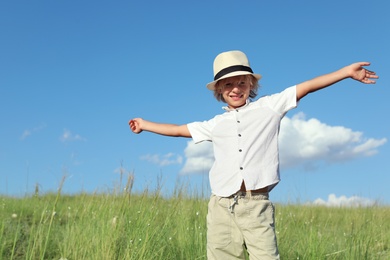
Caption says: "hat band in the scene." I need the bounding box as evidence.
[214,65,253,81]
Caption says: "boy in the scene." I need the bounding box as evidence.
[129,50,378,259]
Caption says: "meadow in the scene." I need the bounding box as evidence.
[1,176,389,259]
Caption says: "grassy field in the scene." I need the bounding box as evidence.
[1,177,389,259]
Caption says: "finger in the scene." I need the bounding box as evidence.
[367,74,379,79]
[365,69,379,80]
[365,68,376,75]
[362,77,377,84]
[358,61,371,67]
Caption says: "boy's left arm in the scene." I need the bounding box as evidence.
[296,62,379,101]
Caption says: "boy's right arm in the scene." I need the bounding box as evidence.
[129,118,192,138]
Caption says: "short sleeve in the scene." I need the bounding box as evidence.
[187,120,214,144]
[266,85,298,116]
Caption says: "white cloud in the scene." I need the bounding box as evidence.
[311,194,376,207]
[20,123,47,140]
[140,152,183,166]
[180,141,214,175]
[60,129,86,142]
[279,112,387,169]
[179,112,387,174]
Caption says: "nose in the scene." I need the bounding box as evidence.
[232,83,246,91]
[231,86,241,92]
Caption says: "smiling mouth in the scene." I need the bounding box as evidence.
[230,94,244,100]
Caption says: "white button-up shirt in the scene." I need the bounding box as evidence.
[187,86,297,197]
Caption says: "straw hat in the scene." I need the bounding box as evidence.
[206,50,261,90]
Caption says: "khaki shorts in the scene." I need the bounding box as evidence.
[207,192,279,260]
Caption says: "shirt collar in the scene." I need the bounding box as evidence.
[222,99,250,112]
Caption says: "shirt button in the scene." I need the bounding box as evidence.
[239,149,242,152]
[237,120,240,123]
[240,167,243,170]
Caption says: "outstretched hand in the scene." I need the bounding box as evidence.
[129,118,143,134]
[348,62,379,84]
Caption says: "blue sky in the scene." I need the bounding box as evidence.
[1,1,389,206]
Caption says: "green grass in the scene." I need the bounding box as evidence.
[1,177,389,259]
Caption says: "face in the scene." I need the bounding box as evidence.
[218,76,252,109]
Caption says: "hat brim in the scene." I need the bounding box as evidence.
[206,71,262,90]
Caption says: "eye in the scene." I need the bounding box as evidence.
[224,83,232,88]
